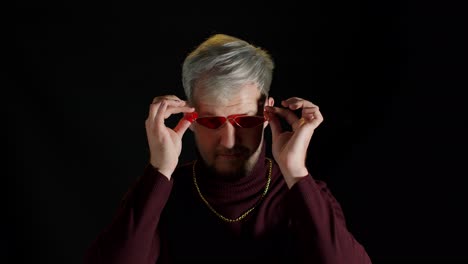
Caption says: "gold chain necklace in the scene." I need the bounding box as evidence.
[192,158,272,223]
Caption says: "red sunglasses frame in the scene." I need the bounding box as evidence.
[184,112,268,129]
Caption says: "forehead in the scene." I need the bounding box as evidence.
[193,83,264,115]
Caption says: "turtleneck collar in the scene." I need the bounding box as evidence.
[193,142,270,204]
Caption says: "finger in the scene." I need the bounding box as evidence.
[146,101,162,127]
[281,97,317,110]
[265,106,299,128]
[154,100,168,129]
[152,95,184,104]
[265,111,283,139]
[150,97,194,119]
[173,117,192,138]
[312,107,323,122]
[301,106,318,119]
[162,104,195,119]
[282,98,322,129]
[302,106,324,126]
[153,96,187,111]
[292,117,306,132]
[290,117,317,145]
[292,109,323,144]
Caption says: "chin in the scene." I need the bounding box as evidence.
[215,158,242,170]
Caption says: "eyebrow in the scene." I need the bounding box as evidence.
[198,110,257,117]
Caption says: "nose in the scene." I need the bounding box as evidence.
[218,121,237,148]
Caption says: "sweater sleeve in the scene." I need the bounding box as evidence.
[287,175,372,264]
[83,164,174,264]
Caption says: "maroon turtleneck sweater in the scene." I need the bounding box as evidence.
[84,145,372,263]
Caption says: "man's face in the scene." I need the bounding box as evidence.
[191,83,270,178]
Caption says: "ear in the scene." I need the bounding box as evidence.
[267,96,274,107]
[263,96,275,129]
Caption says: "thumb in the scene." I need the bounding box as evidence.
[174,118,192,138]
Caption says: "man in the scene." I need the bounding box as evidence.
[84,33,372,263]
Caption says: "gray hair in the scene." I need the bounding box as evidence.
[182,34,275,104]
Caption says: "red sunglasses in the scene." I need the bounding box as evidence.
[184,112,268,129]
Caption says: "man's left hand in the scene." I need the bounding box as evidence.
[265,97,324,188]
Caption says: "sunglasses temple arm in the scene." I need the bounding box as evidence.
[184,112,198,123]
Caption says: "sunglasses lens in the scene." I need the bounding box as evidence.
[196,117,227,129]
[235,116,265,128]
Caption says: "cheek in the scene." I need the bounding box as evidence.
[194,130,218,148]
[238,127,264,145]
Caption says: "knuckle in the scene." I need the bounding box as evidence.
[153,95,178,104]
[152,97,162,103]
[150,103,159,110]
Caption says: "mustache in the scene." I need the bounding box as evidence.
[216,146,249,156]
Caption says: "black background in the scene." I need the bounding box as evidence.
[9,0,467,263]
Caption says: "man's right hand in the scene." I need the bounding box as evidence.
[145,95,195,179]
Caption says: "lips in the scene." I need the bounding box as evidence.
[218,153,242,157]
[217,151,244,160]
